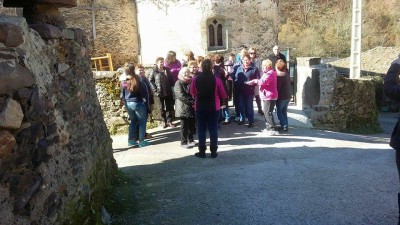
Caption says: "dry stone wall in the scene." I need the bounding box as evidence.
[0,16,117,224]
[296,58,379,132]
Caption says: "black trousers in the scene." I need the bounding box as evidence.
[159,95,175,123]
[180,117,196,145]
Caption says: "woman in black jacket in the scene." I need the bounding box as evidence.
[383,54,400,222]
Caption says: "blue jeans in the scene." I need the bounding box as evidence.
[126,102,147,142]
[276,99,289,127]
[195,110,220,150]
[238,93,255,123]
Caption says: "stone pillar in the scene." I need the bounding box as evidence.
[296,57,321,112]
[3,0,77,28]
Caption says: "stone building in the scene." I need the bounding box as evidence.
[1,0,279,68]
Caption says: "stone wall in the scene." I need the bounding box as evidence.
[60,0,139,68]
[296,57,379,132]
[0,16,117,224]
[93,69,163,135]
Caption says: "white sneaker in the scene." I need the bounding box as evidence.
[188,141,198,147]
[261,129,279,136]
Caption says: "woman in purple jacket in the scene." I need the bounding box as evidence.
[257,59,279,135]
[164,50,182,85]
[190,59,227,158]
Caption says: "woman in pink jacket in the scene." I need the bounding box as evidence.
[257,59,279,135]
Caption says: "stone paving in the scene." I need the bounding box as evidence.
[111,106,399,225]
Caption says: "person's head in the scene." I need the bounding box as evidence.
[214,54,224,65]
[197,55,204,71]
[124,62,135,76]
[201,59,213,74]
[178,67,191,82]
[135,64,145,77]
[183,50,195,61]
[275,59,287,72]
[188,60,199,75]
[228,53,235,61]
[248,47,257,59]
[262,59,273,71]
[166,51,177,64]
[273,45,280,56]
[241,53,251,68]
[155,57,164,69]
[124,62,140,92]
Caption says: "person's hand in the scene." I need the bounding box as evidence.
[392,54,400,65]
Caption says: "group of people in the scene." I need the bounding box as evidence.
[119,45,292,158]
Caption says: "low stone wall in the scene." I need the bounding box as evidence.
[93,69,163,135]
[0,16,117,224]
[297,58,379,132]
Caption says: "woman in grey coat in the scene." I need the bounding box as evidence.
[174,67,197,148]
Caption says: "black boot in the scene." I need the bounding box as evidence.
[195,146,206,158]
[398,192,400,224]
[210,146,218,158]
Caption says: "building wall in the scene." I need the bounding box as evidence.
[136,0,279,64]
[61,0,139,69]
[2,0,279,68]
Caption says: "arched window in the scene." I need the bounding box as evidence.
[208,24,215,47]
[207,18,226,51]
[217,24,223,46]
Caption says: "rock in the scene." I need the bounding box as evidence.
[62,28,75,40]
[0,130,16,159]
[0,98,24,130]
[0,22,24,47]
[0,62,36,95]
[56,62,69,74]
[14,174,42,213]
[109,116,127,126]
[29,24,62,39]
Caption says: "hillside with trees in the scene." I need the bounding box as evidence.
[278,0,400,58]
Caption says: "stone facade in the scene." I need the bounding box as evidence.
[2,0,279,67]
[60,0,139,68]
[136,0,279,65]
[0,16,117,224]
[297,57,379,132]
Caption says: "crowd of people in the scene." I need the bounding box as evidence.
[119,45,291,158]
